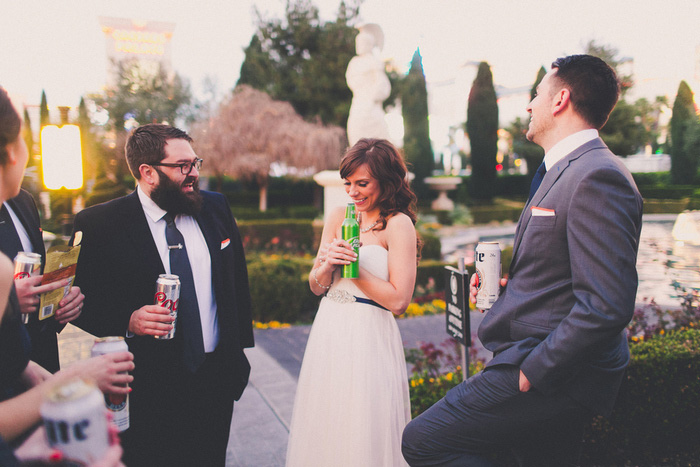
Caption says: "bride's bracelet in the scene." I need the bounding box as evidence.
[312,267,333,290]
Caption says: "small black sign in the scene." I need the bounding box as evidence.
[445,266,469,346]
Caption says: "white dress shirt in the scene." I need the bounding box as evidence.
[4,203,34,253]
[543,129,599,170]
[137,186,219,352]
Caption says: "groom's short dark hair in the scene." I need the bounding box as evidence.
[551,54,620,130]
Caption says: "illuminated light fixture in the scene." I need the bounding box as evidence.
[41,125,83,190]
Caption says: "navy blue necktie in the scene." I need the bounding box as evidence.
[164,213,205,373]
[0,204,23,260]
[528,162,547,202]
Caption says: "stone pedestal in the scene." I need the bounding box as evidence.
[425,176,462,211]
[313,170,352,221]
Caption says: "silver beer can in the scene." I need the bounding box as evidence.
[154,274,180,340]
[13,251,42,324]
[40,379,110,465]
[475,242,501,310]
[91,337,130,432]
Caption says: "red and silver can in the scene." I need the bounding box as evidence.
[154,274,180,340]
[13,251,42,324]
[40,379,110,465]
[475,242,501,310]
[91,337,129,432]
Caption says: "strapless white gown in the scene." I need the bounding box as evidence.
[286,245,410,467]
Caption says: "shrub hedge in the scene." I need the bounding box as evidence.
[468,204,523,224]
[579,329,700,466]
[237,219,321,254]
[246,254,319,324]
[406,329,700,466]
[637,185,696,199]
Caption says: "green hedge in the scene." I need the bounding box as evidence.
[217,176,318,208]
[246,254,319,323]
[232,205,320,220]
[453,174,530,204]
[642,198,690,214]
[631,172,670,186]
[406,329,700,466]
[469,204,523,224]
[580,329,700,466]
[637,185,696,199]
[420,233,442,261]
[238,219,320,254]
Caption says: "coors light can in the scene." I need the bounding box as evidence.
[91,337,130,432]
[13,251,42,324]
[154,274,180,340]
[40,379,110,465]
[475,242,501,310]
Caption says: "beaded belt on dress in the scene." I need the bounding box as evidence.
[326,289,388,311]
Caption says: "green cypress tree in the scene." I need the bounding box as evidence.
[402,48,433,200]
[22,108,34,166]
[467,62,498,201]
[670,81,698,184]
[39,90,49,127]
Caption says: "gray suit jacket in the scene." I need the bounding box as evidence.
[478,138,643,416]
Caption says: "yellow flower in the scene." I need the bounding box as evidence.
[660,329,665,335]
[429,378,435,383]
[432,299,446,310]
[446,373,453,381]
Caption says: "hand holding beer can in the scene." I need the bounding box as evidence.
[475,242,501,310]
[13,251,42,324]
[40,379,110,465]
[91,337,130,432]
[154,274,180,340]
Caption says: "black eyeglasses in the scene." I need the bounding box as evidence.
[151,158,203,175]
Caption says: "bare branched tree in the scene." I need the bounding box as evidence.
[193,85,346,211]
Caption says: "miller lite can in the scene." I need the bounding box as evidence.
[154,274,180,340]
[40,379,110,465]
[13,251,42,324]
[91,337,130,432]
[475,242,501,310]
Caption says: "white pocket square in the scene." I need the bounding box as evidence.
[221,238,231,249]
[531,207,555,217]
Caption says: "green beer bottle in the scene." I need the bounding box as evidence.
[341,203,360,279]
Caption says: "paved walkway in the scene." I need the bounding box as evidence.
[58,312,488,467]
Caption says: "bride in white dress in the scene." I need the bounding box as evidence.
[286,139,418,467]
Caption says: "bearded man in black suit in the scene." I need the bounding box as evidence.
[72,124,253,467]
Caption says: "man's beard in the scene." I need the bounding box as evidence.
[150,170,203,216]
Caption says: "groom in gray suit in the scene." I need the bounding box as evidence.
[402,54,643,466]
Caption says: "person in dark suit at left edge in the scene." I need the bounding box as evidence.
[1,188,85,373]
[70,123,254,467]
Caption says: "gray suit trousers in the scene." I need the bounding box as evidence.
[401,365,591,466]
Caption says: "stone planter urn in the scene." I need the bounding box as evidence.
[424,176,462,211]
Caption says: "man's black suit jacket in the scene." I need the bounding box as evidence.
[71,190,253,426]
[0,189,61,373]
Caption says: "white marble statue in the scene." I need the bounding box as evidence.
[345,23,391,145]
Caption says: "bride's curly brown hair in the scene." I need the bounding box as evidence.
[339,138,418,230]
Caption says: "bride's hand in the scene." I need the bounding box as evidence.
[323,239,358,266]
